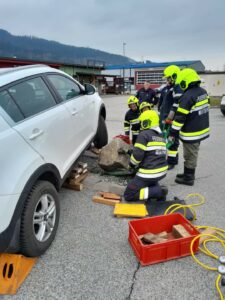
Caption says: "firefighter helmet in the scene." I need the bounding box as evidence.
[176,68,201,90]
[139,110,159,130]
[139,101,151,111]
[127,96,139,107]
[163,65,180,82]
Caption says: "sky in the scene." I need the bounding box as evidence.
[0,0,225,70]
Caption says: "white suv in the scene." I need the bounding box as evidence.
[0,65,108,257]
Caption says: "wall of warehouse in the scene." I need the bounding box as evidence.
[200,73,225,96]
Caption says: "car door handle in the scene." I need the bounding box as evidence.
[29,129,44,140]
[71,109,78,116]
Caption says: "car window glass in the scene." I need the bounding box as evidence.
[47,75,81,101]
[8,77,56,118]
[0,90,24,122]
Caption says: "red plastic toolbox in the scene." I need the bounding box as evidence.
[128,213,200,266]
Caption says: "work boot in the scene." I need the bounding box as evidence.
[157,185,168,201]
[175,167,195,186]
[176,166,195,180]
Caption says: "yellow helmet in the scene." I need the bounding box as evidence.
[176,68,201,90]
[139,110,159,130]
[127,96,139,106]
[163,65,180,82]
[139,101,151,111]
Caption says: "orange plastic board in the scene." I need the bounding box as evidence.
[0,254,37,295]
[114,203,148,218]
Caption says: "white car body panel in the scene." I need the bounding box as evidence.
[0,65,106,244]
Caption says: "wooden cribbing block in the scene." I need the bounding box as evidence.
[157,231,168,239]
[142,233,155,243]
[63,183,83,191]
[99,192,121,200]
[199,228,217,244]
[92,196,120,206]
[78,162,88,169]
[141,232,168,244]
[69,172,89,185]
[172,224,191,238]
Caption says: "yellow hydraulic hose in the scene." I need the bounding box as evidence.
[190,228,225,300]
[164,193,205,219]
[164,194,225,299]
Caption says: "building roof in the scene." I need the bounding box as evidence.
[105,60,203,70]
[0,57,104,70]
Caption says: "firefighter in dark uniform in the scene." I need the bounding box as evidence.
[136,81,158,107]
[158,65,183,169]
[124,110,168,202]
[168,68,210,186]
[124,96,140,145]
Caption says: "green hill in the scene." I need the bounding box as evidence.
[0,29,135,66]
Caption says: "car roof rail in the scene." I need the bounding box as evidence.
[0,64,52,76]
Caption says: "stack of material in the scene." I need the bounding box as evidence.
[92,192,121,206]
[139,224,191,245]
[63,162,88,191]
[140,231,168,244]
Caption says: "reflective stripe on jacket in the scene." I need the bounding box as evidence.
[170,85,210,143]
[124,109,140,136]
[130,127,168,179]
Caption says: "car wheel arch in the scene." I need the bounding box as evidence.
[0,163,61,253]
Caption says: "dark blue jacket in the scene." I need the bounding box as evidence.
[136,88,157,105]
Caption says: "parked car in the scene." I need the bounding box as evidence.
[221,95,225,116]
[0,65,108,257]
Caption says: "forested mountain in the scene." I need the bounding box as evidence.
[0,29,135,66]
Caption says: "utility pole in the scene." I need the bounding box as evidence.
[122,42,126,94]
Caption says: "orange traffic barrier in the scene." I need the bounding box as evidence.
[0,254,37,295]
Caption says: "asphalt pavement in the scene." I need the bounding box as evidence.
[2,95,225,300]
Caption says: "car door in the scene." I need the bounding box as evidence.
[46,74,95,155]
[7,76,77,176]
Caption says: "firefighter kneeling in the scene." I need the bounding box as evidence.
[124,110,168,202]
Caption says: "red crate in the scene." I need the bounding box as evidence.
[128,213,200,266]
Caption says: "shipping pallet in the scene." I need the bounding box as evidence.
[63,162,88,191]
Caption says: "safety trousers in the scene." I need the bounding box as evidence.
[124,175,163,202]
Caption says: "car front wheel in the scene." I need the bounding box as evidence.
[20,180,60,257]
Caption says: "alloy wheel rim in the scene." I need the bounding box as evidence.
[33,194,56,242]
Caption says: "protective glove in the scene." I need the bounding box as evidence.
[164,119,173,125]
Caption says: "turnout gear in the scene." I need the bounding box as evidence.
[130,128,168,180]
[139,110,159,130]
[127,95,139,106]
[176,68,201,91]
[163,65,180,83]
[124,178,168,202]
[124,106,140,145]
[170,85,210,143]
[139,101,152,112]
[124,123,168,202]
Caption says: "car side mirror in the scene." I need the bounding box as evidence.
[84,83,96,95]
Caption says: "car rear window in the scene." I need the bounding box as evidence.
[0,90,24,122]
[8,77,57,119]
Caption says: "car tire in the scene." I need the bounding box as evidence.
[94,115,108,148]
[221,110,225,116]
[20,180,60,257]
